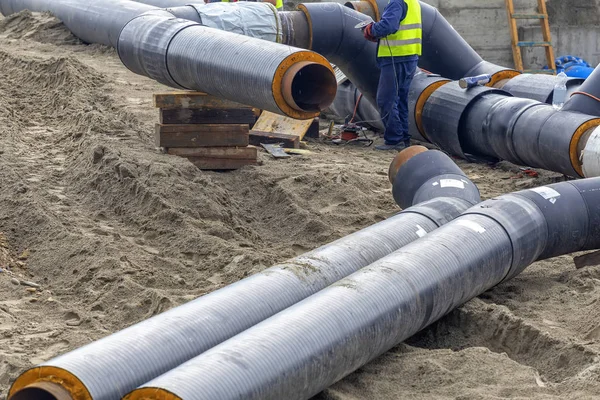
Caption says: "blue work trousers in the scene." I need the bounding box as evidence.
[376,59,418,145]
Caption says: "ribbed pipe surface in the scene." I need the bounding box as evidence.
[0,0,156,47]
[127,177,600,400]
[9,196,473,400]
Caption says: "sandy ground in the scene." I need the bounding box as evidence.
[1,11,600,400]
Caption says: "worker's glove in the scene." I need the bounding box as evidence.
[362,23,377,42]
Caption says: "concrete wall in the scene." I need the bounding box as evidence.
[422,0,600,70]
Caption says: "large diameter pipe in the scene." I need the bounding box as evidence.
[501,73,583,104]
[0,0,156,47]
[118,14,335,118]
[124,178,600,400]
[416,81,600,177]
[289,3,380,106]
[8,149,478,400]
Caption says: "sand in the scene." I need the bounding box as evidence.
[1,11,600,399]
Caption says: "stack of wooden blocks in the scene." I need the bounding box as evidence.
[154,92,258,170]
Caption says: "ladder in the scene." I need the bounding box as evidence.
[505,0,556,74]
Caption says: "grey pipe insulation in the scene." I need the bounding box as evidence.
[0,0,337,119]
[8,149,480,400]
[124,175,600,400]
[414,80,600,178]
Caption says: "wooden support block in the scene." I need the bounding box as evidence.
[304,118,321,139]
[155,124,249,148]
[167,147,258,170]
[159,108,256,125]
[252,111,314,141]
[249,130,300,149]
[154,92,251,110]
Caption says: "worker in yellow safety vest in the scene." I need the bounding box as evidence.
[213,0,283,10]
[362,0,421,150]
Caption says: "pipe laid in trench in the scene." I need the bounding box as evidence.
[124,176,600,400]
[8,149,479,400]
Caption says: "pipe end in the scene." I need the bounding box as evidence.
[571,119,600,177]
[581,125,600,178]
[273,52,337,119]
[388,145,429,184]
[8,366,91,400]
[124,387,182,400]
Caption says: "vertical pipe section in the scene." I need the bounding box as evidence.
[126,178,600,400]
[293,3,381,107]
[8,149,478,400]
[564,64,600,116]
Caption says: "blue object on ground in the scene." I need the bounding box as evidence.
[545,55,595,79]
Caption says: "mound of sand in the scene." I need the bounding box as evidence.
[1,10,600,400]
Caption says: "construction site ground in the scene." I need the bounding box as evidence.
[1,11,600,400]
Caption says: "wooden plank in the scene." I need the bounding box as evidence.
[169,147,258,170]
[154,92,251,109]
[260,144,291,159]
[249,130,300,149]
[155,124,249,148]
[574,250,600,270]
[304,118,321,139]
[252,111,314,141]
[159,108,256,125]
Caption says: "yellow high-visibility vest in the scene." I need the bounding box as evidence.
[378,0,422,57]
[276,0,283,9]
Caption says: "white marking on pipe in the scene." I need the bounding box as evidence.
[440,179,465,189]
[415,225,427,237]
[456,219,486,233]
[530,186,561,203]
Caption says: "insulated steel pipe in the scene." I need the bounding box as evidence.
[415,81,600,177]
[118,13,335,118]
[0,0,155,47]
[391,149,480,209]
[8,149,479,400]
[1,0,337,118]
[124,178,600,400]
[501,73,583,104]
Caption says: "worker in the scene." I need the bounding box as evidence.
[362,0,421,151]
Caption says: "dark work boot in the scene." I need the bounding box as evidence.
[375,142,407,151]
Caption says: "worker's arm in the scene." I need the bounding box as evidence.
[370,0,407,38]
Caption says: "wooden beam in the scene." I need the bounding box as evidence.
[167,147,258,170]
[154,92,251,110]
[304,118,321,139]
[155,124,249,148]
[159,108,256,125]
[249,130,300,149]
[252,111,314,141]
